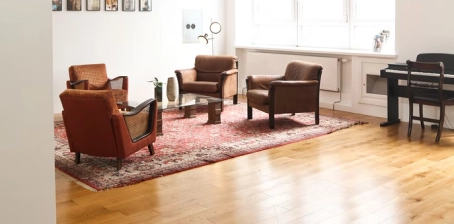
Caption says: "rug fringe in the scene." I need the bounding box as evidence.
[55,168,98,192]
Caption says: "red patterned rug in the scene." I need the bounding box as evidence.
[54,101,364,191]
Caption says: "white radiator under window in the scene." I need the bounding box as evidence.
[245,52,341,92]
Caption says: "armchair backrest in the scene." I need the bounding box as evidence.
[68,63,109,90]
[284,60,323,82]
[194,55,238,82]
[59,89,121,157]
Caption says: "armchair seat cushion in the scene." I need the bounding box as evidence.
[111,89,128,102]
[182,81,219,93]
[247,89,269,105]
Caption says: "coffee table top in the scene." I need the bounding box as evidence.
[118,93,224,111]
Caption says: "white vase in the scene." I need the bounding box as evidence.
[166,77,177,101]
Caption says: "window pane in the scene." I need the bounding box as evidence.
[301,0,345,20]
[355,0,395,20]
[247,0,396,50]
[254,0,295,23]
[300,25,349,48]
[254,25,297,46]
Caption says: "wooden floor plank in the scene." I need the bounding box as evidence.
[55,99,454,223]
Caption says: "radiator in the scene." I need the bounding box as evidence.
[245,52,341,92]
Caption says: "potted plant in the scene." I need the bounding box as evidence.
[152,77,164,102]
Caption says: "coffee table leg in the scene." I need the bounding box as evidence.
[207,101,221,124]
[184,106,196,118]
[157,110,163,136]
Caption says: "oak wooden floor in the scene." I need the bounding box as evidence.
[55,104,454,224]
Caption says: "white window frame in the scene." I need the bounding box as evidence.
[251,0,395,51]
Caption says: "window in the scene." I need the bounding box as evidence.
[251,0,395,51]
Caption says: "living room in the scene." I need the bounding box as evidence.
[3,0,454,223]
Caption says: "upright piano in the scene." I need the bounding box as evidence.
[380,53,454,127]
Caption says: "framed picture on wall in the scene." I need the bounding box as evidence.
[123,0,135,11]
[105,0,118,11]
[52,0,62,11]
[87,0,100,11]
[139,0,151,11]
[67,0,82,11]
[182,10,203,43]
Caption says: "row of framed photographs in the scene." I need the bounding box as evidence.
[52,0,151,12]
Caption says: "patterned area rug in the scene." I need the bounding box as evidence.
[55,101,364,191]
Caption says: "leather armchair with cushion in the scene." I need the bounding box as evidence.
[67,63,128,103]
[175,55,239,107]
[59,89,157,171]
[247,60,323,129]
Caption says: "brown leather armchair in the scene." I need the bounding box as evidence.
[67,63,128,103]
[246,60,323,129]
[59,89,157,171]
[175,55,239,108]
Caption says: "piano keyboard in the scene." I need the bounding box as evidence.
[385,69,454,78]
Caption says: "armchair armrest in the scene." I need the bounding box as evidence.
[122,98,154,116]
[175,68,197,90]
[221,69,238,76]
[175,68,197,81]
[67,80,89,90]
[122,98,157,142]
[109,76,128,81]
[247,75,284,90]
[219,68,239,98]
[109,76,128,90]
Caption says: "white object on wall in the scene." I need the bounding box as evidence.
[182,9,203,43]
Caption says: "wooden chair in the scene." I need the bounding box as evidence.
[406,60,454,142]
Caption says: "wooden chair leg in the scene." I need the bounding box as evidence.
[436,105,445,142]
[179,94,183,110]
[233,94,238,104]
[247,104,252,119]
[116,158,123,171]
[269,113,275,129]
[75,152,80,164]
[419,103,425,129]
[408,102,413,137]
[315,109,319,125]
[148,144,155,155]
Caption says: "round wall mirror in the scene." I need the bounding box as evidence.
[210,22,222,34]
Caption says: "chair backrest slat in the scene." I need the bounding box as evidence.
[406,60,445,98]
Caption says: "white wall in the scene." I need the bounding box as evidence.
[396,0,454,62]
[225,1,236,55]
[395,0,454,123]
[0,0,56,223]
[53,0,226,113]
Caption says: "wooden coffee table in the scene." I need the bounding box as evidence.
[118,93,224,136]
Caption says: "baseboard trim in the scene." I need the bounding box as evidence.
[54,113,63,122]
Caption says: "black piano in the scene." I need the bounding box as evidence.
[380,53,454,127]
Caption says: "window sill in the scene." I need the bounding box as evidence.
[235,44,397,59]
